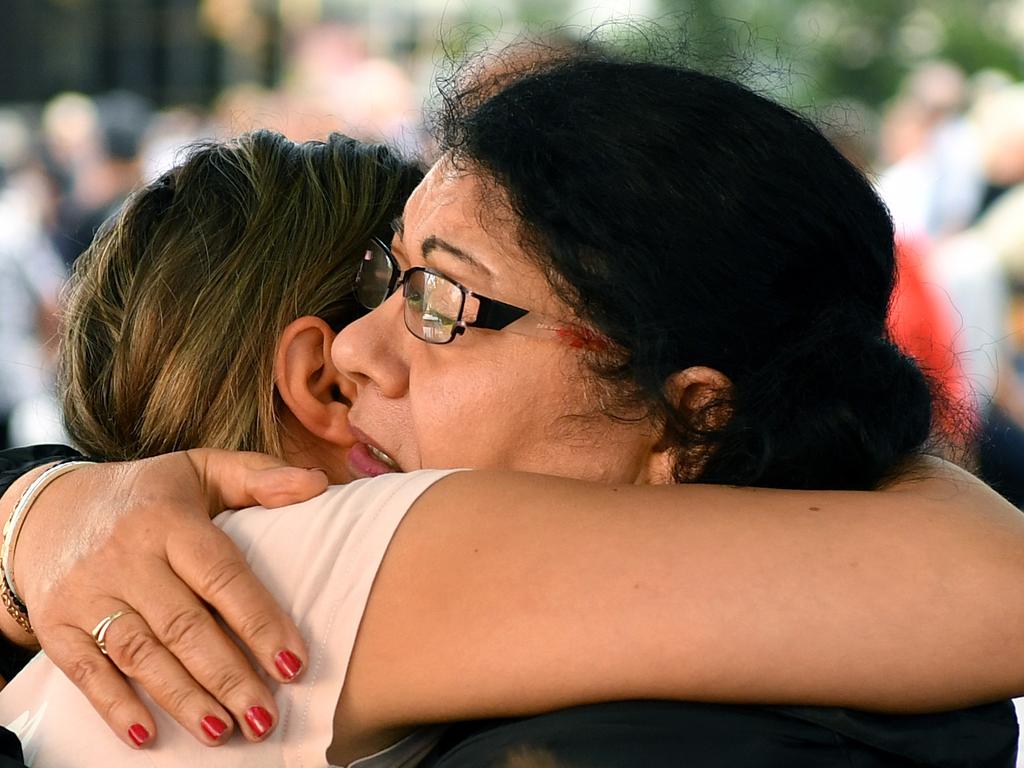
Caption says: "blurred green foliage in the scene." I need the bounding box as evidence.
[657,0,1023,107]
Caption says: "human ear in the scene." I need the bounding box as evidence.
[274,316,353,447]
[666,366,733,426]
[645,366,733,483]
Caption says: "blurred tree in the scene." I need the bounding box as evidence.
[657,0,1023,109]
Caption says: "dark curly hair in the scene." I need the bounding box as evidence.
[433,44,935,490]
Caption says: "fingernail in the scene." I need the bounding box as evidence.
[304,466,329,474]
[275,649,303,680]
[201,715,228,741]
[128,723,150,747]
[245,705,273,738]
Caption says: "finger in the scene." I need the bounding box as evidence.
[185,448,329,510]
[78,605,240,746]
[246,465,330,508]
[123,567,283,741]
[43,626,158,750]
[166,523,308,689]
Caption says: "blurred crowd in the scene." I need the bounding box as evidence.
[868,61,1024,505]
[1,36,1023,504]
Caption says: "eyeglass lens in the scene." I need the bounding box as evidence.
[355,241,396,309]
[404,269,463,343]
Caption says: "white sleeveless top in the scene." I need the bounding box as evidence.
[0,469,458,767]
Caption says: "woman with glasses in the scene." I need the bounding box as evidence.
[0,47,1022,767]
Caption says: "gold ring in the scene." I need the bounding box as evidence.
[90,609,137,656]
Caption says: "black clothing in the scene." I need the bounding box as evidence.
[0,444,82,499]
[0,726,26,768]
[975,184,1012,226]
[424,700,1018,767]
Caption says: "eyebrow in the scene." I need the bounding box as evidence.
[421,235,494,277]
[391,216,404,238]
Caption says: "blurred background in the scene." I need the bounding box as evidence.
[2,0,1024,508]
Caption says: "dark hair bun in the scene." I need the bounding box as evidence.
[700,314,933,489]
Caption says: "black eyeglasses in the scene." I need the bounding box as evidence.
[355,238,544,344]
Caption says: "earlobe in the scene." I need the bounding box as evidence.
[275,316,353,446]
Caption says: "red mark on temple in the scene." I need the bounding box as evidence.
[555,325,610,352]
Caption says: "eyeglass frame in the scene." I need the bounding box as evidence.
[357,237,545,344]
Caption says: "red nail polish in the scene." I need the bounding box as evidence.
[201,715,228,740]
[128,723,150,747]
[275,649,303,680]
[245,706,273,738]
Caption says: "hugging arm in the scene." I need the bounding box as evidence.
[332,460,1024,756]
[2,452,1023,754]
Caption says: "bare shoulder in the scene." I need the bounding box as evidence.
[884,454,1007,503]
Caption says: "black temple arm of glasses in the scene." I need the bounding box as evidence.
[469,297,529,331]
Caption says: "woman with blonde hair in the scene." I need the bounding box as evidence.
[0,54,1023,767]
[2,128,436,764]
[61,129,419,462]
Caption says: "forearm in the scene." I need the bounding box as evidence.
[342,460,1024,732]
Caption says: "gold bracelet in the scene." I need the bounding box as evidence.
[0,577,31,635]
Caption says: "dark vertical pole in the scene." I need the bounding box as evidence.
[115,0,157,97]
[0,0,38,100]
[152,0,168,104]
[206,32,224,105]
[166,0,221,105]
[263,4,282,88]
[97,0,118,92]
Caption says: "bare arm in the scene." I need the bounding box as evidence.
[335,458,1024,757]
[4,451,1019,755]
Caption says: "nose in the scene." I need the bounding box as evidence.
[332,292,411,401]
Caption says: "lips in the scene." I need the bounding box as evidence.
[347,425,401,478]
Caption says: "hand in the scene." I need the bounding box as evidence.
[9,449,328,748]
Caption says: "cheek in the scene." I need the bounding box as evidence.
[407,358,527,468]
[406,342,589,470]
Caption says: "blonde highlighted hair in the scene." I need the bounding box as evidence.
[60,130,421,459]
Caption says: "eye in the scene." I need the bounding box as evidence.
[405,280,425,312]
[423,307,457,327]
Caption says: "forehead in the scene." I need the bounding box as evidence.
[399,160,524,253]
[402,160,505,240]
[399,159,567,316]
